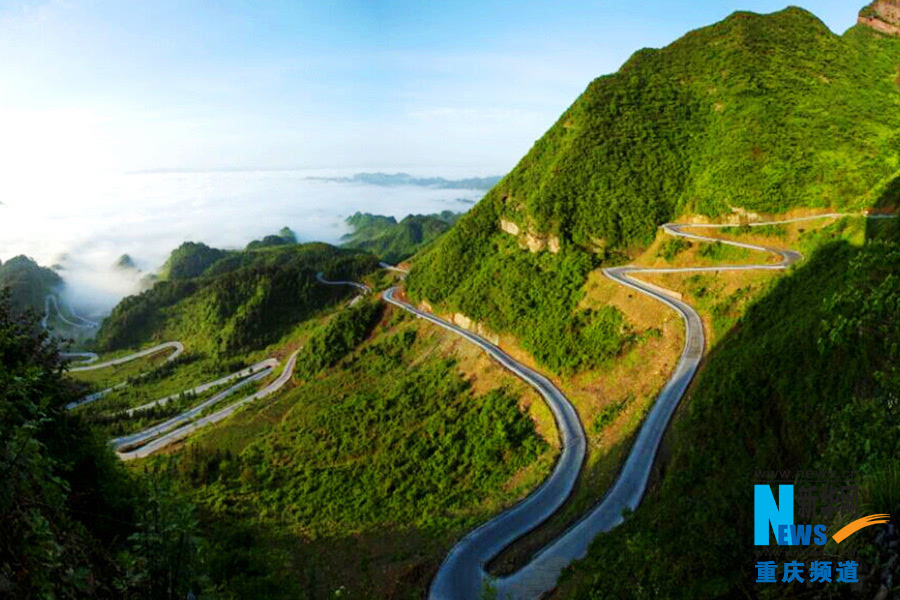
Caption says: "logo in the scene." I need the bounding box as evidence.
[755,484,888,546]
[751,470,891,584]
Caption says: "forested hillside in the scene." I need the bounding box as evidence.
[0,291,205,598]
[556,221,900,598]
[0,255,61,314]
[96,242,379,356]
[140,300,554,598]
[341,211,459,263]
[407,8,900,374]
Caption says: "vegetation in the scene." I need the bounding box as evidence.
[409,225,635,375]
[293,298,382,379]
[96,242,379,356]
[158,242,228,281]
[341,211,460,264]
[146,312,552,598]
[408,9,900,372]
[697,240,750,262]
[657,237,692,261]
[557,228,900,599]
[497,8,900,246]
[0,255,62,314]
[115,254,139,270]
[245,226,298,250]
[0,290,207,598]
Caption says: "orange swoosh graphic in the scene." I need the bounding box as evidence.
[832,514,891,544]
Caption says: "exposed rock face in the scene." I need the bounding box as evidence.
[859,1,900,36]
[499,218,520,236]
[498,218,561,254]
[451,312,499,344]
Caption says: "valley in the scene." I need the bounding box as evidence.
[46,210,880,599]
[5,2,900,599]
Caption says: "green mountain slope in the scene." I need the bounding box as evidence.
[159,241,229,281]
[341,211,459,263]
[96,242,379,356]
[0,255,62,314]
[407,7,900,374]
[556,221,900,599]
[0,293,207,598]
[245,226,298,250]
[502,7,899,245]
[146,302,553,599]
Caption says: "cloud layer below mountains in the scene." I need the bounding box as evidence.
[0,169,484,317]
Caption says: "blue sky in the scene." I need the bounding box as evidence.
[0,1,862,175]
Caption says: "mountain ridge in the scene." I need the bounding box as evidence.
[406,6,900,376]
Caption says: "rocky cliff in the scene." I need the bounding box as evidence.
[860,1,900,36]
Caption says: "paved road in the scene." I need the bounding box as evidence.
[63,342,187,410]
[115,352,298,460]
[379,261,409,273]
[72,274,369,460]
[124,358,279,416]
[60,351,100,365]
[384,214,854,600]
[68,341,184,372]
[383,287,586,600]
[41,294,100,365]
[42,294,99,330]
[316,271,371,292]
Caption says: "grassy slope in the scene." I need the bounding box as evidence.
[502,9,900,244]
[488,215,850,572]
[138,304,557,599]
[556,221,900,599]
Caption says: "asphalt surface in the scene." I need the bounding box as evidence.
[42,294,100,366]
[384,216,848,600]
[115,351,299,461]
[42,294,99,330]
[379,261,408,273]
[383,287,586,600]
[68,341,184,372]
[316,271,371,292]
[60,351,100,365]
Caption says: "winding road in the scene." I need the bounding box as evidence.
[68,341,184,372]
[41,294,99,330]
[114,351,299,461]
[316,271,371,292]
[49,218,872,593]
[65,274,367,460]
[385,214,855,600]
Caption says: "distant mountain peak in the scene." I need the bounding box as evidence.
[114,254,138,271]
[859,1,900,35]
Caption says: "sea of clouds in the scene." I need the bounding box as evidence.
[0,168,487,319]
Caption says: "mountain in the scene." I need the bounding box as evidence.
[343,212,399,240]
[245,226,298,250]
[501,6,899,246]
[158,241,229,281]
[97,242,379,356]
[307,172,501,190]
[406,7,900,374]
[341,210,460,263]
[0,255,62,314]
[114,254,138,271]
[142,293,554,599]
[14,4,900,599]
